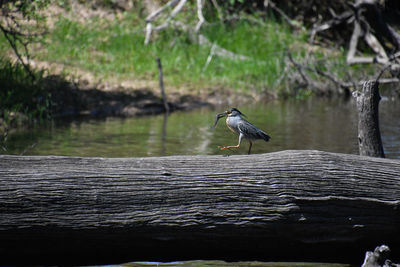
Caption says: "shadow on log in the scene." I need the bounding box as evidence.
[1,150,400,265]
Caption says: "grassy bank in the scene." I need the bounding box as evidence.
[0,2,358,125]
[36,10,308,96]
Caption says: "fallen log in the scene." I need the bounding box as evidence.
[1,150,400,265]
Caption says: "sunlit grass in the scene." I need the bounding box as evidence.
[34,10,310,95]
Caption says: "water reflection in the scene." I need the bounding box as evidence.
[2,98,399,158]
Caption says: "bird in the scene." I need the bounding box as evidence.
[212,108,271,154]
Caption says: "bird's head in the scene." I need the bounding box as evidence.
[216,108,245,119]
[227,108,245,117]
[212,108,245,129]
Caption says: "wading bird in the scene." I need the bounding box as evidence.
[212,108,271,154]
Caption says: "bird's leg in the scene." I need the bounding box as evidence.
[218,134,243,151]
[218,144,240,151]
[248,141,252,155]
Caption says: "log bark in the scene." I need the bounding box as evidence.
[1,150,400,265]
[361,245,399,267]
[354,80,385,158]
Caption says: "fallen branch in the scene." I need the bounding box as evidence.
[286,50,399,96]
[145,0,179,23]
[311,0,400,67]
[310,10,354,44]
[144,0,184,44]
[143,0,249,62]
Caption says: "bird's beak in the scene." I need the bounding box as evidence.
[212,112,227,129]
[217,112,227,119]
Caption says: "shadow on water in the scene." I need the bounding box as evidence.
[1,97,400,159]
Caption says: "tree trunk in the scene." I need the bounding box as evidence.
[354,80,385,157]
[1,150,400,265]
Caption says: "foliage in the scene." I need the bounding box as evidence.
[0,58,51,125]
[0,0,52,127]
[0,0,49,77]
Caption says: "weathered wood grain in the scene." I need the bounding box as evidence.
[0,150,399,265]
[354,80,385,158]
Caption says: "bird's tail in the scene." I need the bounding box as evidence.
[260,131,271,142]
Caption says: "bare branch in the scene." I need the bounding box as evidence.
[170,0,187,18]
[0,22,35,80]
[144,0,187,45]
[145,0,179,23]
[199,34,248,61]
[210,0,224,22]
[286,50,310,86]
[264,0,301,30]
[375,64,393,83]
[309,10,354,44]
[195,0,205,33]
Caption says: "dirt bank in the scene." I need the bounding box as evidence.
[44,74,209,117]
[25,56,264,117]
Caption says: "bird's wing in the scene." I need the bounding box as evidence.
[237,120,258,138]
[238,120,271,142]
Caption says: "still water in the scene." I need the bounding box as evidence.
[2,98,400,159]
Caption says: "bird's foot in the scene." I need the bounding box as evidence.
[218,145,239,151]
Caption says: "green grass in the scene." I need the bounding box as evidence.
[33,9,310,95]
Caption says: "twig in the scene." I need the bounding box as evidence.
[210,0,224,22]
[313,66,350,89]
[156,58,170,113]
[264,0,301,29]
[375,64,393,83]
[0,23,35,80]
[145,0,179,23]
[202,43,216,71]
[286,50,310,86]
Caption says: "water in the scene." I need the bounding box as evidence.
[2,98,400,159]
[124,260,353,267]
